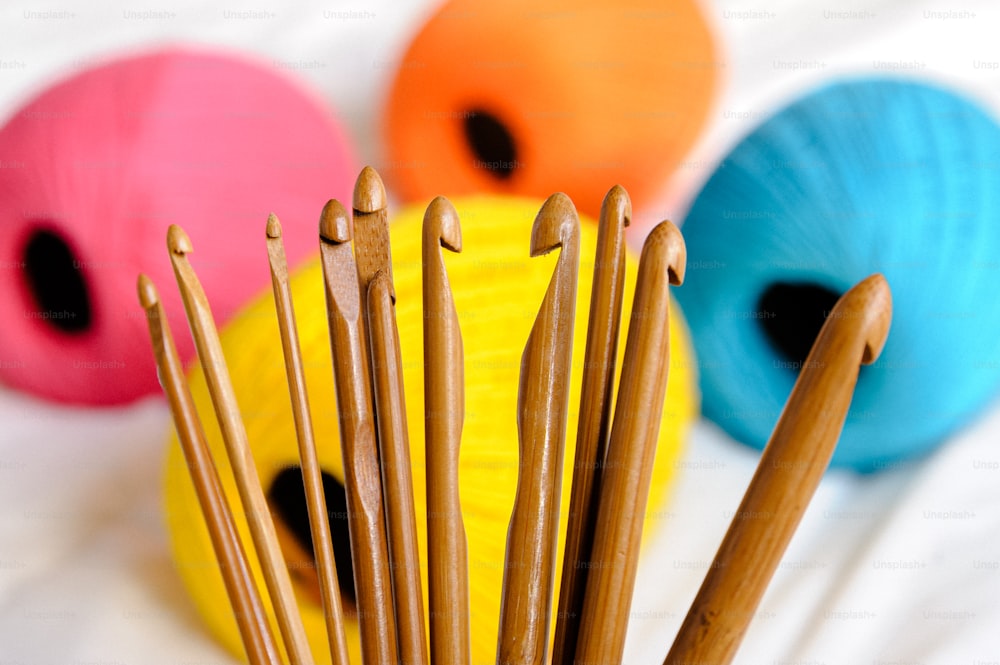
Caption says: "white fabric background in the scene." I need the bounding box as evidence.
[1,1,999,663]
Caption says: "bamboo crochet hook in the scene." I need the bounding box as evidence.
[138,275,281,665]
[367,269,429,665]
[496,193,580,665]
[422,196,471,665]
[552,185,631,665]
[318,200,399,665]
[167,225,315,665]
[266,215,351,665]
[356,170,428,665]
[664,273,892,665]
[573,220,686,665]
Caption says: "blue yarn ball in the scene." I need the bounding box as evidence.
[678,78,1000,472]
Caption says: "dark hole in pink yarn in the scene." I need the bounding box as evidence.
[23,228,92,334]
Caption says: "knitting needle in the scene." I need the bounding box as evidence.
[367,268,430,665]
[664,273,892,665]
[353,167,428,665]
[573,220,686,665]
[318,200,399,665]
[167,225,315,665]
[137,275,281,665]
[422,196,470,665]
[551,185,631,665]
[496,193,580,665]
[265,214,351,665]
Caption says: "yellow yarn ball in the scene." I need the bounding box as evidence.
[163,196,698,665]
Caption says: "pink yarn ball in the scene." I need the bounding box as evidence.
[0,48,355,406]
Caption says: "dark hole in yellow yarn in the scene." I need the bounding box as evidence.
[268,467,356,612]
[757,282,842,369]
[463,108,518,180]
[22,228,92,333]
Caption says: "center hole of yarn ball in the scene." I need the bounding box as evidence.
[463,108,518,180]
[22,228,92,334]
[267,467,356,614]
[757,282,842,369]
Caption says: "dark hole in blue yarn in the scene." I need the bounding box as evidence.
[268,467,356,610]
[757,282,842,369]
[22,228,92,333]
[463,108,518,179]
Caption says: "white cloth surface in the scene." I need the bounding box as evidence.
[2,0,999,662]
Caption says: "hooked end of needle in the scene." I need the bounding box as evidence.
[353,165,388,214]
[319,199,352,244]
[136,273,159,311]
[838,273,892,365]
[530,192,578,258]
[425,195,462,253]
[265,213,282,239]
[167,224,194,257]
[602,184,632,230]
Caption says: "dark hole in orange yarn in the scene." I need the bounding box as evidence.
[464,108,518,180]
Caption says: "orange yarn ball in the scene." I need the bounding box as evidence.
[383,0,719,218]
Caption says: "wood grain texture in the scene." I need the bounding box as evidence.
[318,201,399,665]
[138,274,281,665]
[167,225,315,665]
[551,185,631,665]
[266,216,351,665]
[496,193,580,665]
[664,273,892,665]
[352,165,393,300]
[573,220,686,665]
[422,196,471,665]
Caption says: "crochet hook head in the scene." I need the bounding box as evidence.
[319,199,353,245]
[424,195,462,254]
[353,165,393,302]
[848,273,892,364]
[530,191,577,257]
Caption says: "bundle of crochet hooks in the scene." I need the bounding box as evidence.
[137,167,891,665]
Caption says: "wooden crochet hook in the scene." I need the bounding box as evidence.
[496,193,580,665]
[167,225,315,665]
[354,166,428,665]
[266,215,350,665]
[664,273,892,665]
[367,269,429,665]
[422,196,471,665]
[552,185,631,665]
[573,220,685,665]
[138,275,281,665]
[318,200,399,665]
